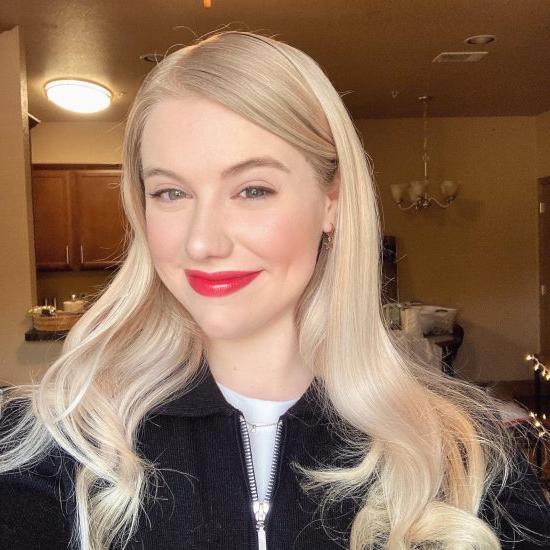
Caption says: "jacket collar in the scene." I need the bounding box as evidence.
[152,355,327,421]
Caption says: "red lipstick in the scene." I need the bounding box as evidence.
[184,269,262,297]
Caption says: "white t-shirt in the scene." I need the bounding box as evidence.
[216,381,299,502]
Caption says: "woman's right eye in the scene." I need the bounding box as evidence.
[147,188,186,202]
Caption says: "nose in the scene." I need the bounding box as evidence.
[185,201,233,262]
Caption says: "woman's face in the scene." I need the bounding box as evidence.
[141,95,338,340]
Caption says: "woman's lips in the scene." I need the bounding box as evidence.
[184,270,263,297]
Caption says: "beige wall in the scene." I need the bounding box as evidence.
[4,86,549,385]
[359,116,543,382]
[31,121,124,164]
[0,27,60,387]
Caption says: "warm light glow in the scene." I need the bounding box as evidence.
[410,180,427,198]
[407,180,426,202]
[44,79,112,113]
[390,184,404,203]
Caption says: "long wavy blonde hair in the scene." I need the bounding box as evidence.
[0,29,546,550]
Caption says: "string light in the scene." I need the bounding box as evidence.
[525,353,550,380]
[525,353,549,438]
[528,411,548,438]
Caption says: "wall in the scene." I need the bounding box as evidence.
[31,121,124,164]
[0,27,58,387]
[359,115,542,382]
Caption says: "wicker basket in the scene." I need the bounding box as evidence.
[33,311,82,332]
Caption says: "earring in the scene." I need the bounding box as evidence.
[322,223,335,250]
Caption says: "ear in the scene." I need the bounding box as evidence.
[323,170,339,232]
[327,168,340,200]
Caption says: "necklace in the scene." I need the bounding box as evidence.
[245,420,278,432]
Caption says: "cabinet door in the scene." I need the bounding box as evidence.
[71,171,127,269]
[31,170,73,270]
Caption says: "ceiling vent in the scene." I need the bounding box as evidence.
[140,53,164,63]
[432,51,488,63]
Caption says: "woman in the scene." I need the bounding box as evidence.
[1,30,550,550]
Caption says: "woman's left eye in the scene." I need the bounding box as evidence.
[238,186,275,200]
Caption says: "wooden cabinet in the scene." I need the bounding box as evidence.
[71,171,126,269]
[31,167,127,271]
[31,170,73,270]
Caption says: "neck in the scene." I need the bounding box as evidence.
[205,314,314,401]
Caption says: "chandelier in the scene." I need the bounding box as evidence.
[390,95,459,211]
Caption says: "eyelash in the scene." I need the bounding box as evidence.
[146,185,275,203]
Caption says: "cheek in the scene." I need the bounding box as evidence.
[242,210,319,270]
[145,209,183,264]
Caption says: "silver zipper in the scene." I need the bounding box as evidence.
[238,413,284,550]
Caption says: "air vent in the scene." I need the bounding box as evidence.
[432,51,488,63]
[140,53,164,63]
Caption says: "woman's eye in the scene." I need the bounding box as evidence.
[147,188,186,202]
[238,186,275,200]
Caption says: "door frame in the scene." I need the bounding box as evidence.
[538,176,550,360]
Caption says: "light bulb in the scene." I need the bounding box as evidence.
[390,184,404,203]
[441,180,458,198]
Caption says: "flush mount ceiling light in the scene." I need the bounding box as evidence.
[44,79,112,113]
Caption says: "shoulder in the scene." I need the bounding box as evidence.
[480,446,550,549]
[0,398,76,549]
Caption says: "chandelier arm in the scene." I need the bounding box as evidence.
[428,195,451,209]
[398,201,420,211]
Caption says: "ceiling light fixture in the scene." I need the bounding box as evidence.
[44,79,112,113]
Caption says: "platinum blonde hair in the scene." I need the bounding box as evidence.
[1,30,546,549]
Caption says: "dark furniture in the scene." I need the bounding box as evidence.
[425,323,464,376]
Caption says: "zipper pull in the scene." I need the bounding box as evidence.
[253,501,269,550]
[257,525,267,550]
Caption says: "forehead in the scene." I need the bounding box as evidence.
[140,96,302,168]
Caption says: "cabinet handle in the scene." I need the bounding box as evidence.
[80,243,84,264]
[65,245,70,265]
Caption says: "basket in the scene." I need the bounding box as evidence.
[33,311,82,332]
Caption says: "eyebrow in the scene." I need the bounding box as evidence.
[141,156,291,182]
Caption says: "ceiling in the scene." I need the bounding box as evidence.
[1,0,549,122]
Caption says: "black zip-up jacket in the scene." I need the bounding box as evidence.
[1,366,550,549]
